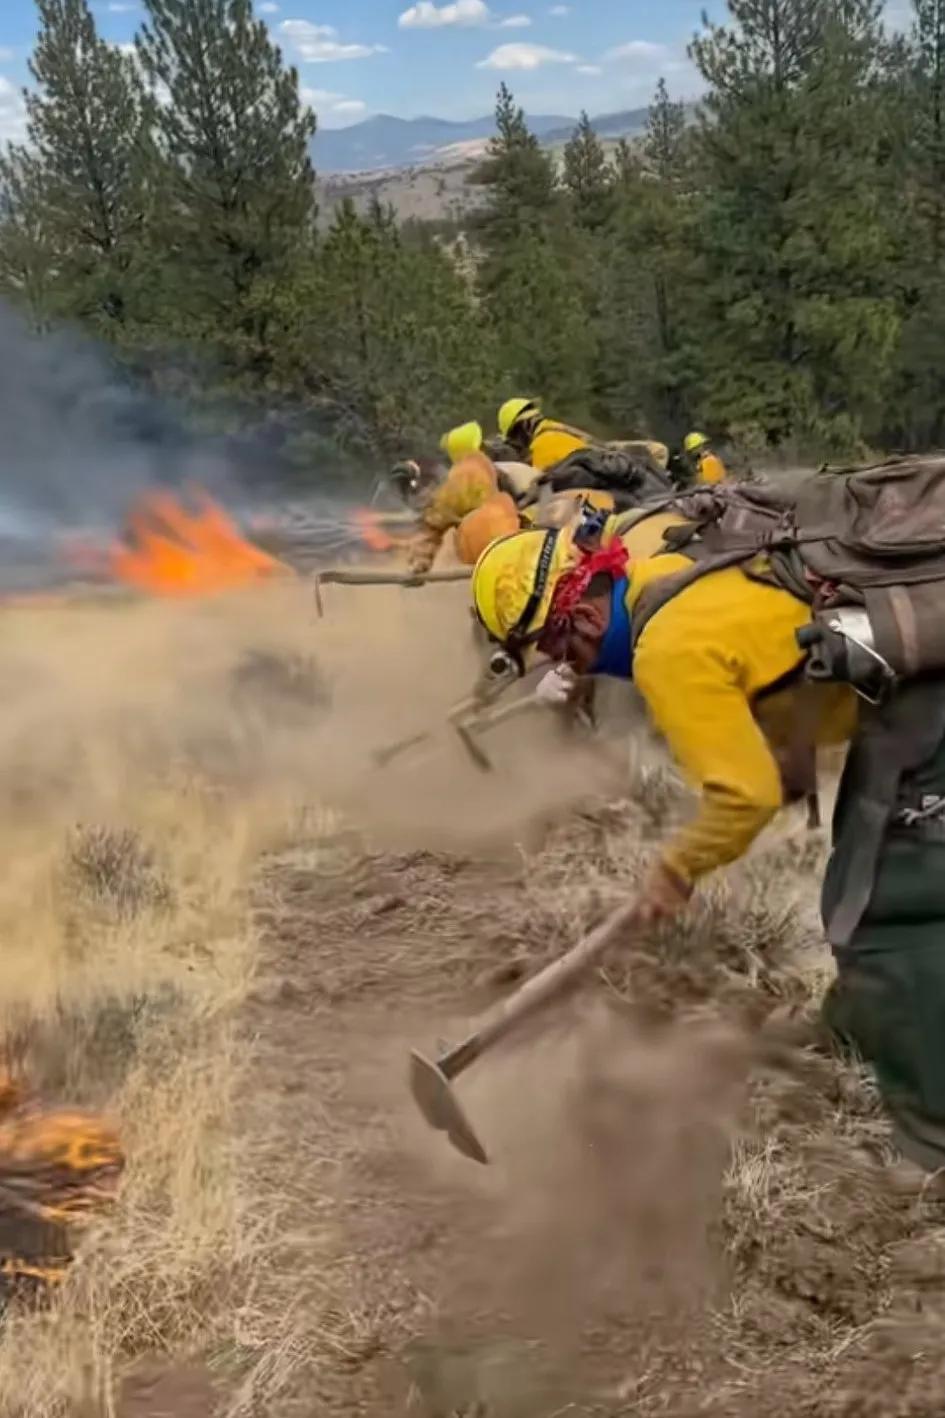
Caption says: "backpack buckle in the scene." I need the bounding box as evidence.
[799,609,898,705]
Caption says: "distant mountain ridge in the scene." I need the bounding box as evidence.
[313,107,651,174]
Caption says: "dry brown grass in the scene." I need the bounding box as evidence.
[0,583,351,1418]
[0,570,522,1417]
[3,570,943,1418]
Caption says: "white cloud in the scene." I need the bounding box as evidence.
[280,19,387,62]
[301,86,367,121]
[498,13,532,26]
[0,47,14,63]
[399,0,491,26]
[259,1,280,11]
[548,3,570,12]
[107,2,138,11]
[606,40,668,62]
[0,75,26,145]
[477,41,575,69]
[576,63,602,75]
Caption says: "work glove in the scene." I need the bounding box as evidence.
[535,664,578,706]
[633,859,692,927]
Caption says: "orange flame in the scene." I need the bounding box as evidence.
[109,489,290,597]
[351,507,396,553]
[350,507,413,554]
[0,1071,124,1291]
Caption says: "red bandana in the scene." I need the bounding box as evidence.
[544,537,629,636]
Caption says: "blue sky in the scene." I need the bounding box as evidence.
[0,0,914,139]
[0,0,722,138]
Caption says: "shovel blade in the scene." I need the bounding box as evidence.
[409,1049,488,1165]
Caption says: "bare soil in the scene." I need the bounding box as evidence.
[120,1361,219,1418]
[199,797,945,1418]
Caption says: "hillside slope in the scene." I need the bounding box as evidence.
[312,110,580,174]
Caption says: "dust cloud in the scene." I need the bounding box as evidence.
[305,576,642,854]
[378,1001,748,1413]
[0,572,643,1006]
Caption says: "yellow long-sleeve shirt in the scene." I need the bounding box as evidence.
[528,419,591,471]
[620,530,856,884]
[696,451,727,485]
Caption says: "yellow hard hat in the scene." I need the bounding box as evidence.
[684,431,708,454]
[440,421,483,463]
[471,525,577,644]
[497,397,540,439]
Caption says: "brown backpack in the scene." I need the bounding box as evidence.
[631,455,945,681]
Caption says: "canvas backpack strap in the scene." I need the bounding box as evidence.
[624,480,805,647]
[824,683,945,946]
[609,501,677,536]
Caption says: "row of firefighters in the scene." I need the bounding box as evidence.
[389,397,727,576]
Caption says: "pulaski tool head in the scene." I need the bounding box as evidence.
[409,1050,488,1165]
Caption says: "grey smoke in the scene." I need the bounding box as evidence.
[0,301,384,588]
[0,303,211,531]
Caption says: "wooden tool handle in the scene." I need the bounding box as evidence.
[317,567,471,588]
[441,900,639,1079]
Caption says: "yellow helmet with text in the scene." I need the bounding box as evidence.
[471,525,576,645]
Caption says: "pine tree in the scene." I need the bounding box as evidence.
[490,224,595,412]
[0,0,151,327]
[595,79,699,439]
[690,0,900,450]
[0,150,58,326]
[644,79,688,185]
[891,0,945,446]
[136,0,316,378]
[594,227,652,432]
[471,83,557,273]
[470,85,594,411]
[273,200,503,456]
[911,0,945,261]
[562,111,613,229]
[612,137,640,190]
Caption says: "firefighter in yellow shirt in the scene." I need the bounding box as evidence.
[404,411,674,575]
[497,396,671,476]
[682,431,728,485]
[497,398,594,472]
[404,422,529,574]
[405,419,630,575]
[470,514,855,919]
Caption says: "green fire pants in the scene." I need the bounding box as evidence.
[824,828,945,1170]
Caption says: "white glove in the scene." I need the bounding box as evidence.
[535,664,578,706]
